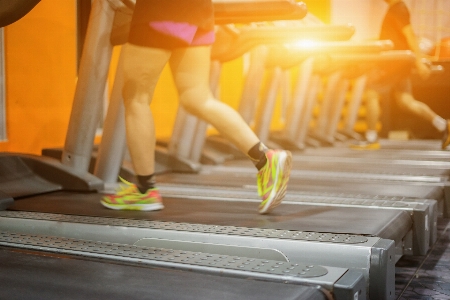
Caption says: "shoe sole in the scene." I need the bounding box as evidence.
[259,151,292,214]
[100,200,164,211]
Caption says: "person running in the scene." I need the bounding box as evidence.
[353,0,450,150]
[101,0,292,214]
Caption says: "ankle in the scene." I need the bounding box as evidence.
[248,142,268,171]
[137,174,156,193]
[255,155,268,171]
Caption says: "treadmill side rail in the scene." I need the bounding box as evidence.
[333,270,366,300]
[370,239,396,300]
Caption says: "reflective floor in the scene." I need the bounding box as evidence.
[396,218,450,299]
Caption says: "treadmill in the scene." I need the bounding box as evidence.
[0,1,371,300]
[0,133,398,299]
[299,146,450,162]
[73,0,436,259]
[291,58,448,158]
[1,2,443,300]
[125,31,446,240]
[87,0,432,262]
[78,6,440,298]
[258,44,449,155]
[233,40,450,155]
[211,40,450,216]
[259,48,450,171]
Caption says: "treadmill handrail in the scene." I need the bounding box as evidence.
[212,24,356,62]
[265,40,395,69]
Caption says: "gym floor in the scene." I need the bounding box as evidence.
[395,217,450,299]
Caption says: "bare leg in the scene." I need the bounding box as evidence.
[104,45,291,213]
[365,89,380,132]
[350,88,380,147]
[393,91,436,123]
[169,46,291,214]
[122,44,171,175]
[169,46,259,154]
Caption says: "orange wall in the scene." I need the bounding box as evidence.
[1,0,181,155]
[1,0,77,155]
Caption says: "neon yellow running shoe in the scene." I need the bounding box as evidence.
[101,177,164,211]
[349,140,380,150]
[257,149,292,214]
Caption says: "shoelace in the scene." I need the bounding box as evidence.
[257,162,274,197]
[116,177,138,195]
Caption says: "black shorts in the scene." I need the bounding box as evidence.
[367,61,413,95]
[128,0,215,49]
[128,21,215,50]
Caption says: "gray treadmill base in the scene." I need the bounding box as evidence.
[0,246,330,300]
[0,211,392,300]
[0,230,366,300]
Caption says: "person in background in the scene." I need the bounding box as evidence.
[353,0,450,150]
[101,0,292,214]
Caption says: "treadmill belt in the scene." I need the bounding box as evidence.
[301,147,450,162]
[222,156,450,177]
[158,172,445,202]
[8,191,412,239]
[290,157,450,176]
[0,247,326,300]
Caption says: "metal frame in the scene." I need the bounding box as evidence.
[62,0,115,172]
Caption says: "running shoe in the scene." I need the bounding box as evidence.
[257,149,292,214]
[349,140,380,150]
[101,177,164,211]
[442,120,450,150]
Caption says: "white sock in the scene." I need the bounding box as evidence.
[365,130,378,143]
[432,116,447,132]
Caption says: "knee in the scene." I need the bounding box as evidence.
[178,87,213,116]
[394,92,412,110]
[122,77,155,108]
[122,80,138,106]
[179,96,205,117]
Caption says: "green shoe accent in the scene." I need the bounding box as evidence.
[350,140,380,150]
[257,150,292,214]
[101,177,164,211]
